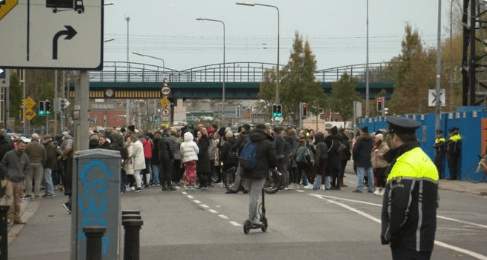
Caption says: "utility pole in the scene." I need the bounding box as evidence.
[365,0,370,117]
[125,16,131,126]
[54,70,58,134]
[21,69,27,135]
[435,0,443,132]
[60,71,66,133]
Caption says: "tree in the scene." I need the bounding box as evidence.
[9,73,22,126]
[388,25,435,114]
[330,73,360,121]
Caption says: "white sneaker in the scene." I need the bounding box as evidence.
[304,184,314,190]
[374,190,381,195]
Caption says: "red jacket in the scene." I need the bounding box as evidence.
[143,138,153,159]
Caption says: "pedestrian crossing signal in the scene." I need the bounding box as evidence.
[38,100,51,116]
[272,104,282,119]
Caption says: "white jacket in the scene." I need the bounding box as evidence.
[180,132,199,163]
[128,140,146,171]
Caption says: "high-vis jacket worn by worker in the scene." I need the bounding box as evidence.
[381,146,439,252]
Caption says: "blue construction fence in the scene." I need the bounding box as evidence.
[358,108,486,182]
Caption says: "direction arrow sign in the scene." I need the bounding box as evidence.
[0,0,103,70]
[0,0,18,21]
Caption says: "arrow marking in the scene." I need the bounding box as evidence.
[52,25,77,60]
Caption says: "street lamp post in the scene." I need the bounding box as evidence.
[435,0,443,132]
[365,0,370,117]
[236,2,280,105]
[125,16,130,126]
[196,18,226,126]
[132,52,166,73]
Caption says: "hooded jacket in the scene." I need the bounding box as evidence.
[241,129,277,180]
[353,134,374,168]
[180,132,199,163]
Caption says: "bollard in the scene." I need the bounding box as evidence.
[0,206,9,260]
[122,215,141,221]
[122,210,140,216]
[83,226,106,260]
[122,219,143,260]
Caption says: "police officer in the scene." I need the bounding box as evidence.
[433,130,446,179]
[446,127,462,180]
[381,117,439,260]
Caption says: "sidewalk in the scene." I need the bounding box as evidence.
[439,180,487,196]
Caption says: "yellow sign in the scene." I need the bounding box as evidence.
[160,97,170,109]
[23,109,36,121]
[23,97,36,110]
[0,0,18,21]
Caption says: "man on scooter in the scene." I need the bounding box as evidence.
[241,124,277,226]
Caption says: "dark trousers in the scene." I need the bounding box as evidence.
[160,160,174,187]
[173,160,182,183]
[391,247,432,260]
[448,156,460,180]
[198,171,209,188]
[434,155,445,179]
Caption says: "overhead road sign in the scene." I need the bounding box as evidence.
[0,0,104,70]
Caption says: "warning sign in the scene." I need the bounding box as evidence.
[0,0,18,21]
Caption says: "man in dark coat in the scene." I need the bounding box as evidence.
[352,127,374,193]
[197,129,211,189]
[43,135,60,197]
[159,129,175,191]
[325,126,342,190]
[433,130,446,179]
[227,124,251,193]
[338,128,351,187]
[241,124,277,225]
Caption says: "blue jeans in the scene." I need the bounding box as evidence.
[357,167,374,192]
[151,164,160,185]
[313,175,332,190]
[44,168,55,195]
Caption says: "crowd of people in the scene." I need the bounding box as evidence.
[0,121,408,226]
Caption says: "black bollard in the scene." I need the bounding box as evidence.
[122,219,143,260]
[83,226,106,260]
[0,206,9,260]
[122,215,141,221]
[122,210,140,216]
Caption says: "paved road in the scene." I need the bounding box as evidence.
[9,178,487,260]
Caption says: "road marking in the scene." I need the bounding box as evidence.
[187,195,194,199]
[229,221,242,227]
[313,194,487,230]
[218,214,229,220]
[309,194,487,260]
[296,190,304,193]
[208,209,218,214]
[182,191,187,195]
[200,204,209,208]
[192,200,201,204]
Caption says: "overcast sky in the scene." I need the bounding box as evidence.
[104,0,452,70]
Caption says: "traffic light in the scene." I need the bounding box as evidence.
[38,100,51,116]
[376,96,385,114]
[45,100,51,115]
[272,104,282,119]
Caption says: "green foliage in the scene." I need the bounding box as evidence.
[257,32,326,125]
[330,73,360,121]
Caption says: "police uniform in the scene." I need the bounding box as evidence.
[433,131,446,179]
[381,117,439,260]
[446,128,462,180]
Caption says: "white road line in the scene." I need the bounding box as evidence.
[208,209,218,214]
[314,194,487,230]
[200,204,209,208]
[187,195,194,199]
[296,190,305,193]
[229,221,242,227]
[181,191,187,195]
[192,200,201,204]
[309,194,487,260]
[218,214,229,220]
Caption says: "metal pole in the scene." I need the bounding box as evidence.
[75,71,89,151]
[365,0,370,117]
[126,16,130,126]
[469,0,476,104]
[435,0,443,132]
[60,71,65,133]
[0,205,9,260]
[54,70,58,135]
[222,22,226,127]
[22,69,26,135]
[276,6,280,105]
[83,227,106,260]
[449,0,454,109]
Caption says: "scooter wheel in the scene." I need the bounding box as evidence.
[243,220,251,234]
[261,218,268,232]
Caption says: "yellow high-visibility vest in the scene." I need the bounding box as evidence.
[387,147,439,183]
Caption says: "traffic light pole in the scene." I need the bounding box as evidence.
[53,70,58,135]
[74,71,89,151]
